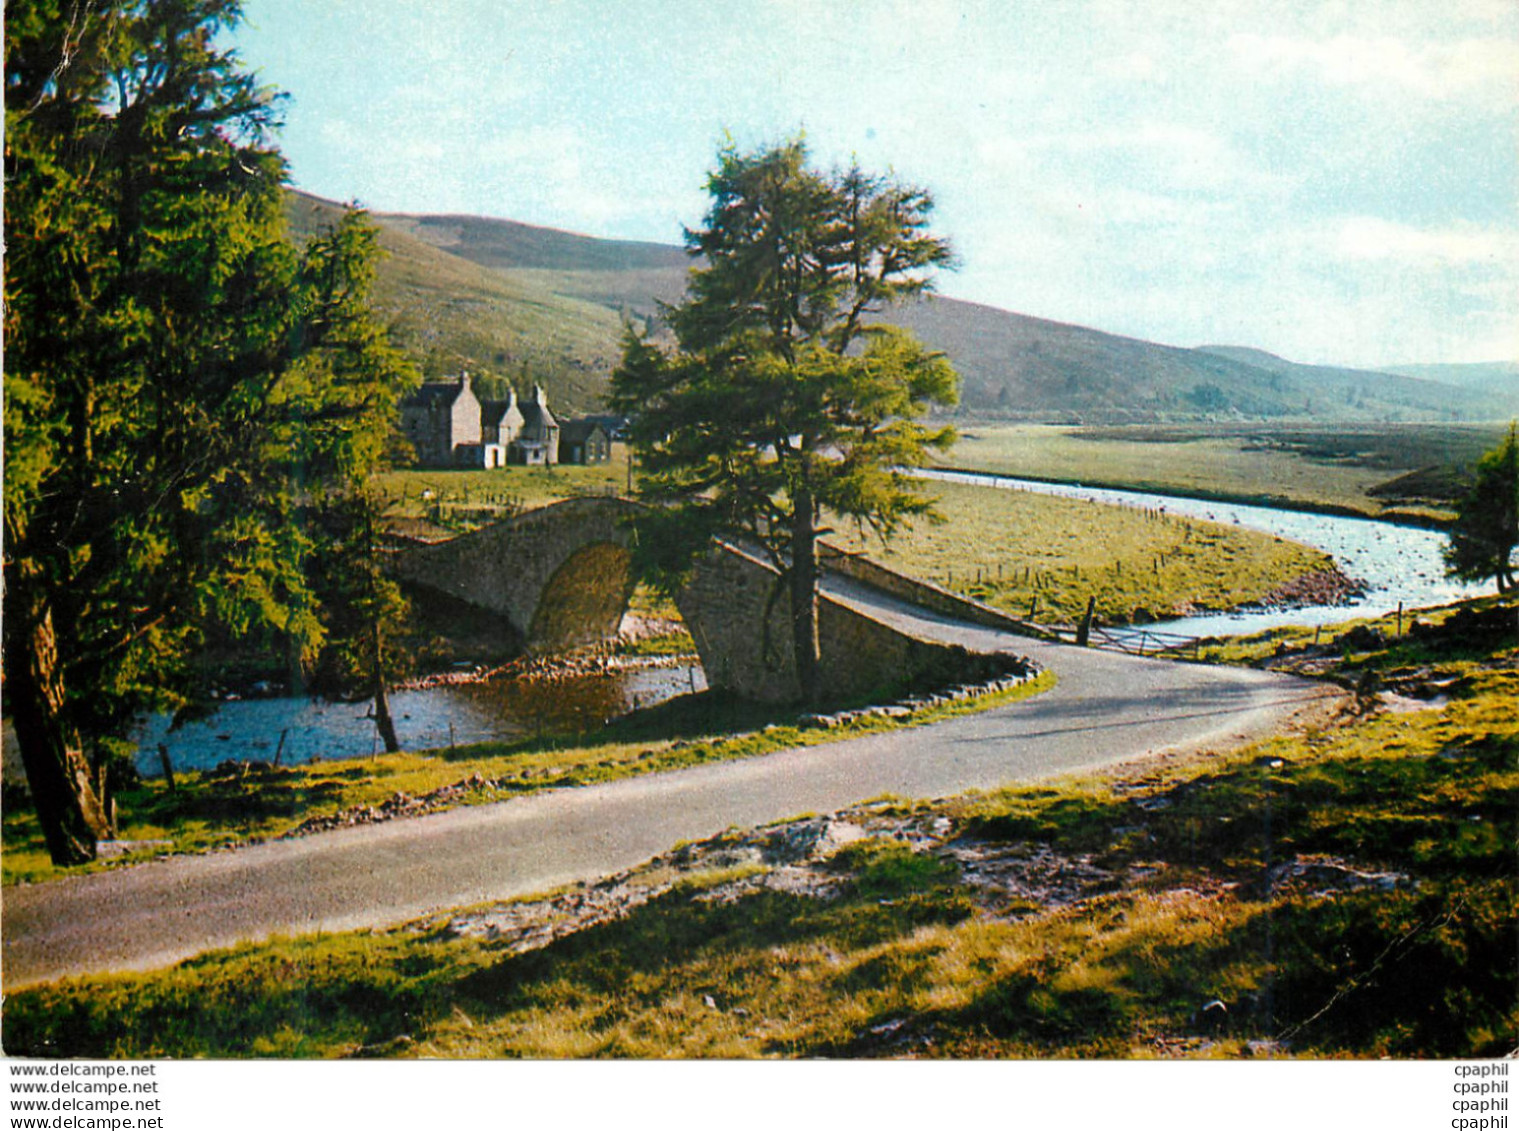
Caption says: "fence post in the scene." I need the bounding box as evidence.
[1075,596,1097,647]
[157,744,177,792]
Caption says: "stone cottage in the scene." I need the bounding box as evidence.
[401,373,481,467]
[559,418,611,464]
[512,384,560,465]
[401,373,565,468]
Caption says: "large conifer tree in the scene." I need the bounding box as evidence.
[1445,424,1519,594]
[611,139,959,702]
[4,0,415,862]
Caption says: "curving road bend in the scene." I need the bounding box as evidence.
[2,583,1331,989]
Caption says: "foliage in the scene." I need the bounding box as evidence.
[307,485,412,751]
[1445,423,1519,593]
[2,0,415,862]
[612,138,958,699]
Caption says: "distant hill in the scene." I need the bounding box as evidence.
[284,192,626,412]
[1381,362,1519,407]
[381,210,689,274]
[1189,346,1519,422]
[286,191,1517,423]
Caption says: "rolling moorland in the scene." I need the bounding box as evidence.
[285,191,1519,427]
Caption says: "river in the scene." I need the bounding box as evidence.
[131,662,706,776]
[918,468,1488,637]
[127,474,1480,775]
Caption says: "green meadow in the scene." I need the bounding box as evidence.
[830,476,1335,625]
[944,422,1510,523]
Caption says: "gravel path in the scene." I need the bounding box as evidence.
[2,589,1330,989]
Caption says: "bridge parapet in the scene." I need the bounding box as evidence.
[677,540,1005,704]
[397,497,1017,703]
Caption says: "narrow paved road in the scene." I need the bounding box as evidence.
[2,587,1330,989]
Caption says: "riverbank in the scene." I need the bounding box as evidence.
[397,637,697,694]
[937,422,1510,529]
[8,609,1510,1059]
[831,474,1347,628]
[1,661,1053,887]
[933,463,1452,530]
[917,468,1488,642]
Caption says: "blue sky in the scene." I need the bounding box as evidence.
[235,0,1517,368]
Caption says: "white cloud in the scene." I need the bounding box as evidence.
[1333,217,1519,266]
[1228,32,1519,103]
[975,121,1285,199]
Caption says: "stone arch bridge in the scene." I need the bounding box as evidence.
[394,496,1029,703]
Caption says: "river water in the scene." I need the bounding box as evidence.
[133,662,706,776]
[129,474,1481,775]
[918,468,1488,637]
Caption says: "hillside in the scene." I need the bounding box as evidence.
[1382,361,1519,404]
[284,193,625,412]
[288,192,1515,424]
[896,304,1498,422]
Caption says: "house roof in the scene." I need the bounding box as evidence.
[560,418,608,446]
[403,376,471,409]
[481,398,523,429]
[520,400,558,437]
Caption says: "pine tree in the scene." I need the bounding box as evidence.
[309,485,411,755]
[1445,424,1519,594]
[3,0,416,862]
[611,139,958,702]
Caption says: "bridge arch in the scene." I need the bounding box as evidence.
[528,541,636,653]
[396,494,1024,703]
[394,496,642,654]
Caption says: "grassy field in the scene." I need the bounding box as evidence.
[374,446,633,536]
[944,422,1512,523]
[374,456,1336,627]
[831,476,1335,625]
[8,602,1512,1059]
[0,674,1052,887]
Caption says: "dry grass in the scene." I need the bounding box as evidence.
[831,476,1333,624]
[943,422,1507,522]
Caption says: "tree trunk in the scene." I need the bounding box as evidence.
[371,622,401,754]
[4,592,114,865]
[789,487,822,704]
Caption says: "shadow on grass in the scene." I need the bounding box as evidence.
[964,727,1518,881]
[120,773,350,826]
[823,879,1515,1059]
[453,881,974,1030]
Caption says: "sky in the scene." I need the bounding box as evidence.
[234,0,1518,369]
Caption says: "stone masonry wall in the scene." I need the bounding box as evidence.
[395,497,639,651]
[817,542,1041,636]
[677,540,1005,704]
[398,499,1021,701]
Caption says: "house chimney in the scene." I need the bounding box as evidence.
[533,383,547,408]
